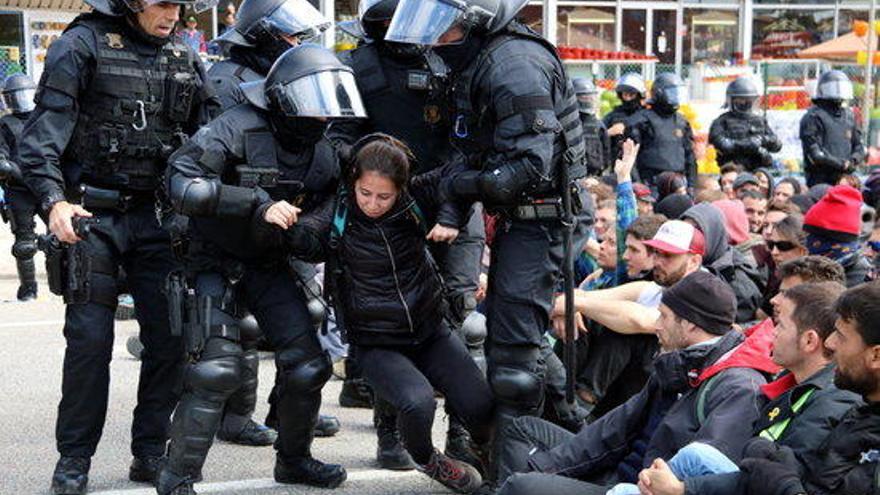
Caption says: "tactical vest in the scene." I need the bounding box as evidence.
[240,129,338,212]
[580,113,605,175]
[208,59,262,113]
[714,112,770,168]
[0,113,26,159]
[635,110,687,173]
[66,16,200,191]
[346,44,450,173]
[811,106,856,166]
[451,22,586,188]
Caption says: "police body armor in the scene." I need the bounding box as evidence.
[451,21,586,195]
[635,110,687,173]
[0,113,27,188]
[806,106,856,170]
[714,112,774,169]
[342,44,449,173]
[61,15,200,191]
[208,59,263,113]
[579,113,606,175]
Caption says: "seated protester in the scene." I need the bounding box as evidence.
[571,214,667,418]
[774,177,803,204]
[633,281,861,495]
[719,163,741,200]
[769,256,847,318]
[278,134,492,493]
[713,199,761,267]
[759,215,807,318]
[733,172,761,198]
[633,183,655,216]
[741,190,768,235]
[655,172,687,202]
[803,184,872,287]
[653,193,692,220]
[695,188,727,203]
[681,203,765,323]
[678,283,880,495]
[753,200,800,281]
[754,168,774,199]
[495,272,772,495]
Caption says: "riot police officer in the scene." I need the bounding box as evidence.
[800,69,865,187]
[386,0,593,482]
[573,77,611,175]
[625,72,697,189]
[158,44,361,495]
[330,0,486,471]
[206,0,337,448]
[0,73,42,301]
[709,76,781,171]
[603,72,645,152]
[16,0,216,492]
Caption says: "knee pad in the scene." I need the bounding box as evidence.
[461,312,487,348]
[488,345,543,408]
[12,238,37,259]
[186,356,242,395]
[238,314,261,341]
[277,350,331,394]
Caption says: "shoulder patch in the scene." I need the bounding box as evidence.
[105,32,124,49]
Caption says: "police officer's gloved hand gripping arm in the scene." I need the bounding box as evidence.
[16,29,93,244]
[443,56,559,207]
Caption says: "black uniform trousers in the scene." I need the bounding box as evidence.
[56,202,184,459]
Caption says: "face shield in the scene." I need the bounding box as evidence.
[577,93,599,114]
[657,85,687,107]
[730,96,755,113]
[818,79,854,101]
[2,89,36,114]
[267,69,367,118]
[123,0,218,13]
[253,0,330,41]
[384,0,473,46]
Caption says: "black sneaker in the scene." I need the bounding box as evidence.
[314,414,341,438]
[51,456,90,495]
[338,378,373,409]
[418,451,482,494]
[129,455,165,484]
[217,418,277,446]
[274,455,347,488]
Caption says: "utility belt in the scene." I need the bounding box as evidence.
[38,217,114,305]
[165,271,242,356]
[502,183,584,222]
[78,184,155,213]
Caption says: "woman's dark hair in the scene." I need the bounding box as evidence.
[776,177,803,196]
[350,133,414,192]
[773,213,806,245]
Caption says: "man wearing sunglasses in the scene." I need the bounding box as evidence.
[17,0,217,492]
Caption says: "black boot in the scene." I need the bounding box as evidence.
[314,414,341,438]
[129,455,165,483]
[338,377,373,408]
[274,455,347,488]
[51,456,89,495]
[217,417,277,446]
[374,401,415,470]
[156,468,197,495]
[445,418,483,474]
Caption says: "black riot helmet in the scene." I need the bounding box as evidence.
[84,0,217,16]
[215,0,330,48]
[572,77,599,115]
[651,72,687,111]
[339,0,427,59]
[726,76,759,114]
[815,69,854,104]
[241,43,367,119]
[384,0,528,46]
[2,73,36,114]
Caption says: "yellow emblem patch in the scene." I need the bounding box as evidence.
[105,33,124,49]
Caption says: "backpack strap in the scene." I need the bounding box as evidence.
[696,373,723,426]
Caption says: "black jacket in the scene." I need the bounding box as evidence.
[527,331,767,483]
[281,176,458,347]
[684,363,863,494]
[681,203,764,323]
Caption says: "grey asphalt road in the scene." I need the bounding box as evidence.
[0,225,456,495]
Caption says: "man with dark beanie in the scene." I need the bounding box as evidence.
[803,184,871,287]
[493,272,772,495]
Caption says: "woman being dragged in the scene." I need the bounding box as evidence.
[259,133,494,493]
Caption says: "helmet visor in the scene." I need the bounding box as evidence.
[2,89,35,113]
[818,79,854,101]
[384,0,465,46]
[658,85,687,106]
[133,0,218,13]
[261,0,331,41]
[269,69,367,118]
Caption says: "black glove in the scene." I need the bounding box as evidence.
[740,458,806,495]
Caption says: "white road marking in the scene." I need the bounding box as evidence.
[91,469,422,494]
